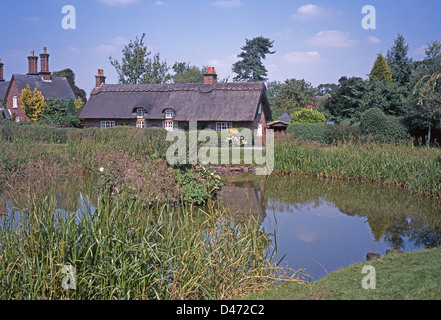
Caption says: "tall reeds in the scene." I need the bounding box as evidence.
[0,190,302,300]
[274,138,441,198]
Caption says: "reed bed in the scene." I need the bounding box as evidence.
[274,138,441,198]
[0,191,302,300]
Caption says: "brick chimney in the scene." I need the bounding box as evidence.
[0,58,4,82]
[27,51,39,75]
[95,69,106,88]
[39,47,51,80]
[204,67,217,85]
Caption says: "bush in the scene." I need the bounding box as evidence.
[361,108,408,141]
[325,125,361,144]
[291,108,326,124]
[360,107,388,137]
[286,123,328,143]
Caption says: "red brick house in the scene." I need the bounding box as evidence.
[79,68,272,134]
[0,48,75,122]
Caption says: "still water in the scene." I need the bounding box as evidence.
[220,174,441,281]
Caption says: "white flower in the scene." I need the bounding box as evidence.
[99,167,104,173]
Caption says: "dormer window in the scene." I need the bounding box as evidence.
[136,108,146,118]
[165,109,175,119]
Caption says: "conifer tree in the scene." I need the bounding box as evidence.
[369,53,393,83]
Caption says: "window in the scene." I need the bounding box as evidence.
[216,122,233,132]
[137,109,146,118]
[163,120,178,132]
[165,109,175,119]
[136,120,146,128]
[100,121,115,129]
[13,96,18,109]
[15,117,20,123]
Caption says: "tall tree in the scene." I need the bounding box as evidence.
[369,53,393,83]
[386,34,413,87]
[232,36,275,82]
[273,79,317,111]
[109,33,171,84]
[172,62,208,83]
[20,85,45,121]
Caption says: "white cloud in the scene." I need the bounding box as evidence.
[292,4,339,20]
[153,1,166,5]
[283,51,324,63]
[367,36,381,44]
[109,36,129,46]
[67,46,82,53]
[413,45,428,56]
[209,0,242,8]
[206,54,239,78]
[307,30,356,48]
[93,45,117,54]
[97,0,139,6]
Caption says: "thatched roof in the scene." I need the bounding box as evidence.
[12,74,75,101]
[80,82,271,122]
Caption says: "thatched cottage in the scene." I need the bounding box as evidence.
[79,68,272,134]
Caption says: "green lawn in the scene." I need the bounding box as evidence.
[241,247,441,300]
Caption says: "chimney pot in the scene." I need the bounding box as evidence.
[39,47,51,80]
[204,66,217,85]
[27,51,39,75]
[95,69,106,88]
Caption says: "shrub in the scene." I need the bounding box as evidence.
[291,108,326,124]
[286,123,328,143]
[361,108,408,141]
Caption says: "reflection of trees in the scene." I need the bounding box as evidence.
[223,174,441,250]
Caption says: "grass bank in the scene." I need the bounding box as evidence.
[241,247,441,300]
[274,137,441,198]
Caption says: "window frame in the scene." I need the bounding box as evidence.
[163,120,178,132]
[136,120,146,128]
[136,109,146,118]
[216,122,233,132]
[13,96,18,109]
[100,121,116,129]
[165,109,175,119]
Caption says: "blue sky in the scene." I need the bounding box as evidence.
[1,0,440,96]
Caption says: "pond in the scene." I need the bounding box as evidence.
[2,173,441,283]
[220,174,441,281]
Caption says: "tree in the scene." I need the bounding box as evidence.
[40,98,81,127]
[360,79,407,117]
[172,62,208,83]
[410,71,441,147]
[20,85,45,121]
[369,53,393,83]
[291,109,326,124]
[272,79,317,111]
[386,34,413,88]
[51,68,87,104]
[109,33,171,84]
[316,83,338,96]
[232,36,275,82]
[320,77,368,123]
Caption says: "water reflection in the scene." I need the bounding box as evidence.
[220,175,441,280]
